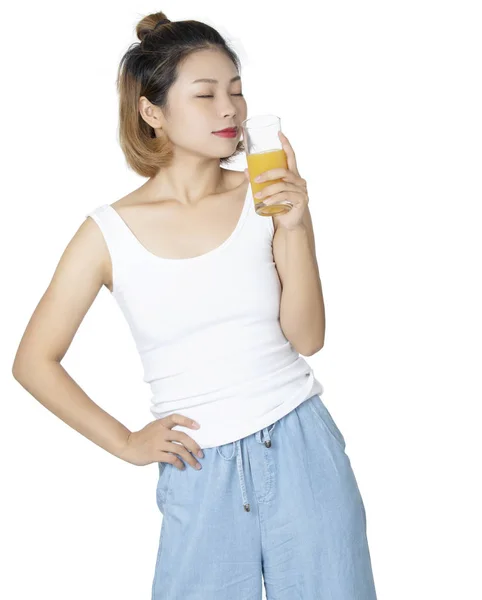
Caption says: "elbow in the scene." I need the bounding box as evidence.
[12,345,27,380]
[12,359,27,382]
[305,342,324,356]
[296,339,324,356]
[12,354,22,380]
[12,346,30,381]
[12,353,40,382]
[282,321,325,356]
[13,352,59,381]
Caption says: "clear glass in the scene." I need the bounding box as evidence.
[241,114,293,216]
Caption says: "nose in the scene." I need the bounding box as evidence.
[218,94,237,119]
[222,107,236,119]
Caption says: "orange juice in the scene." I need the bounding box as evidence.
[247,148,291,216]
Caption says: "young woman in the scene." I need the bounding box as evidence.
[12,12,378,600]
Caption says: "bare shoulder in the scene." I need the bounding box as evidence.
[83,206,119,290]
[73,213,114,281]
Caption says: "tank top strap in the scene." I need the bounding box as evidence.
[243,192,275,244]
[85,203,145,291]
[86,202,141,252]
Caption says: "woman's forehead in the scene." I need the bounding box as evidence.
[178,51,240,83]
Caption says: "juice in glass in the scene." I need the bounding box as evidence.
[246,149,290,215]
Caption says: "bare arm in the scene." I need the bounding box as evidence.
[272,206,325,356]
[12,215,132,461]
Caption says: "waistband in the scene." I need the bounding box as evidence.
[216,421,277,513]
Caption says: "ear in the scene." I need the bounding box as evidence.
[138,96,164,129]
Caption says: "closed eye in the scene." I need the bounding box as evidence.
[196,94,244,98]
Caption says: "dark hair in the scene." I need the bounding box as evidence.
[116,12,245,178]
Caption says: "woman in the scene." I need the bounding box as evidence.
[12,11,378,600]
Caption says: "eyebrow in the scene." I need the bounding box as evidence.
[191,76,241,84]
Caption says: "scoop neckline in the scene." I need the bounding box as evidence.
[103,181,252,264]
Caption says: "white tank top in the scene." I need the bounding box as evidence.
[85,183,324,449]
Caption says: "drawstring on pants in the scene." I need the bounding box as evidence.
[216,422,277,513]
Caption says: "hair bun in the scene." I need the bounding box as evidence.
[136,15,171,42]
[154,18,170,30]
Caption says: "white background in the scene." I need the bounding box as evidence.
[2,1,481,598]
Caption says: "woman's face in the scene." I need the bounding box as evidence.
[158,48,248,159]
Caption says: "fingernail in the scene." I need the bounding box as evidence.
[197,450,204,458]
[255,175,262,182]
[195,463,202,470]
[192,421,200,428]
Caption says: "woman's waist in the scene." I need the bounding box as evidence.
[148,354,314,411]
[149,369,319,449]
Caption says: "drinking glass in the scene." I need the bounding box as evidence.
[241,114,293,216]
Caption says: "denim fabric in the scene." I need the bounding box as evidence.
[151,394,378,599]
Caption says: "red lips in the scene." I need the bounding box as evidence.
[212,127,238,138]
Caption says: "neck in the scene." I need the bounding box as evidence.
[144,157,228,206]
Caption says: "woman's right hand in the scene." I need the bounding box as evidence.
[119,414,204,469]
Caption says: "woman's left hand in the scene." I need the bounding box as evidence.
[245,131,309,231]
